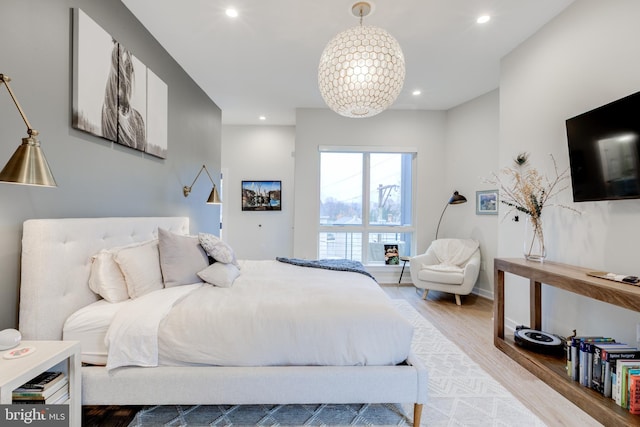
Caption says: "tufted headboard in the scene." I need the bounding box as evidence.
[19,217,189,340]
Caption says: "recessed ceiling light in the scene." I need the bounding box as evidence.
[412,90,422,96]
[477,15,491,24]
[226,8,239,18]
[259,115,266,121]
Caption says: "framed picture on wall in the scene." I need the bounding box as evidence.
[72,8,168,159]
[242,181,282,211]
[476,190,499,215]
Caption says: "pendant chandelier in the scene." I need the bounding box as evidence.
[318,1,405,118]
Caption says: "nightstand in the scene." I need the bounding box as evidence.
[0,340,81,427]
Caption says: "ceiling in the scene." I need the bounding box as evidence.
[121,0,574,126]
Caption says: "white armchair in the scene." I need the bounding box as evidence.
[409,238,481,305]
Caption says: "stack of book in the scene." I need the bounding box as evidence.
[566,336,640,414]
[12,371,69,404]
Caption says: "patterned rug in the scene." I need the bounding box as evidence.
[128,300,545,426]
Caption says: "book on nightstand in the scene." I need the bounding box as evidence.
[13,371,65,392]
[12,384,68,404]
[12,376,68,401]
[12,371,68,404]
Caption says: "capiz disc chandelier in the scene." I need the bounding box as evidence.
[318,1,405,118]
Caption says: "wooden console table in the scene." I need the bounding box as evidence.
[494,258,640,425]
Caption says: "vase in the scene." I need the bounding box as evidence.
[524,216,546,262]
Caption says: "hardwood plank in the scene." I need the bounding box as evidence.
[382,284,602,426]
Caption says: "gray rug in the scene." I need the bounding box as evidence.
[128,301,545,426]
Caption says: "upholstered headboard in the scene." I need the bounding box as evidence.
[19,217,189,340]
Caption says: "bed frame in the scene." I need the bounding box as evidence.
[18,217,427,426]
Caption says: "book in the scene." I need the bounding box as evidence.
[12,384,68,404]
[12,376,68,400]
[622,367,640,408]
[615,361,640,405]
[604,350,640,398]
[571,336,606,381]
[591,343,634,394]
[629,374,640,414]
[578,338,614,386]
[14,371,64,392]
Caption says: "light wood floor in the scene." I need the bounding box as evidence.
[382,284,602,427]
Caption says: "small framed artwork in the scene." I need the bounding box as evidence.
[242,180,282,211]
[476,190,499,215]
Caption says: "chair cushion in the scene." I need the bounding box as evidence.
[431,239,479,266]
[417,265,465,285]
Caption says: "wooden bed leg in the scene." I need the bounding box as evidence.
[413,403,423,427]
[421,289,428,300]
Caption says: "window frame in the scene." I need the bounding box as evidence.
[318,146,417,264]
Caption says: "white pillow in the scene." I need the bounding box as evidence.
[158,228,209,288]
[198,232,239,268]
[88,240,152,303]
[197,262,240,288]
[114,239,164,298]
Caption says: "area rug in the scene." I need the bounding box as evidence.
[128,300,545,426]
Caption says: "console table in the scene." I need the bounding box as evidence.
[494,258,640,425]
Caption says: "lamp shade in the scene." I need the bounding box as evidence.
[435,191,467,240]
[448,191,467,205]
[206,185,222,205]
[318,24,405,118]
[0,136,56,187]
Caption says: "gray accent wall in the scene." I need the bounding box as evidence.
[0,0,222,329]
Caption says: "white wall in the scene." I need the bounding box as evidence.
[444,89,500,298]
[293,108,448,283]
[500,0,640,343]
[221,125,295,259]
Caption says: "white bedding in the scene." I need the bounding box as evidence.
[104,260,414,370]
[63,299,130,365]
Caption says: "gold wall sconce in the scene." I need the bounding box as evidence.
[0,74,56,187]
[183,164,221,204]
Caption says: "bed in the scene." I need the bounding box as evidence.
[18,217,427,426]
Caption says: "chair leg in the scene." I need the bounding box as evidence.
[413,403,423,427]
[421,289,429,300]
[455,294,461,306]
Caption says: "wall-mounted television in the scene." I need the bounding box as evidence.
[565,90,640,202]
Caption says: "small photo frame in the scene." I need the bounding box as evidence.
[476,190,498,215]
[242,180,282,211]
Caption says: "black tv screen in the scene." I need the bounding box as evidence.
[565,90,640,202]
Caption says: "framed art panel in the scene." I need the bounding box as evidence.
[476,190,498,215]
[242,181,282,211]
[72,8,168,158]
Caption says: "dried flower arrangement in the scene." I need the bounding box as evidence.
[486,152,579,260]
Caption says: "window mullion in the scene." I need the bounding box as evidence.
[362,153,371,262]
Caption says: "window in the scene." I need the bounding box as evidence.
[319,150,415,264]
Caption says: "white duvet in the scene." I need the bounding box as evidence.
[105,260,413,370]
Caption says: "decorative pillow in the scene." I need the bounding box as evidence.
[198,232,240,268]
[158,228,209,288]
[114,239,164,299]
[88,240,152,303]
[198,262,240,288]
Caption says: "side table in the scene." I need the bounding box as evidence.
[0,340,81,427]
[398,256,411,284]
